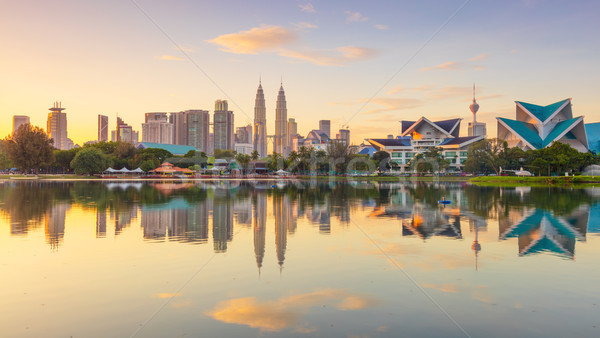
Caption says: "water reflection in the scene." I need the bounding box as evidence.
[1,181,599,262]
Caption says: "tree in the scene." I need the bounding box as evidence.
[214,148,236,159]
[113,142,137,160]
[409,147,449,173]
[463,139,508,174]
[235,153,251,173]
[3,124,54,173]
[52,148,81,174]
[0,140,13,170]
[70,147,109,175]
[326,140,357,174]
[184,150,197,158]
[251,150,260,160]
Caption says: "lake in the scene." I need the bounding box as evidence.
[1,180,599,337]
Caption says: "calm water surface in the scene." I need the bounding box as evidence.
[1,180,599,337]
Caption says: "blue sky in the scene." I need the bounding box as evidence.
[1,0,598,145]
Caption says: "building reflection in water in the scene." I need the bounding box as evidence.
[499,206,588,259]
[3,181,600,263]
[111,207,137,236]
[96,208,107,238]
[253,192,267,274]
[213,192,233,253]
[45,203,70,249]
[273,193,289,270]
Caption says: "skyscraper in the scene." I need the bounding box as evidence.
[235,125,253,144]
[213,100,234,151]
[275,83,288,156]
[170,112,188,145]
[47,102,68,150]
[142,112,174,144]
[116,117,135,144]
[253,80,267,157]
[98,115,108,142]
[287,118,297,151]
[12,115,30,135]
[319,120,331,138]
[336,128,350,146]
[187,110,210,153]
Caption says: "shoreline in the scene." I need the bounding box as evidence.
[2,175,600,186]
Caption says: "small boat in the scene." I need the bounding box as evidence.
[438,197,451,204]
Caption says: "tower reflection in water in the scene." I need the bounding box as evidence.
[1,181,600,264]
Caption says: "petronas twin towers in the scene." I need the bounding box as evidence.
[253,80,289,157]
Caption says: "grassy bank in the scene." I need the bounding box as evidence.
[470,175,600,186]
[296,175,470,182]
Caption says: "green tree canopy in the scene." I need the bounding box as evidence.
[70,147,109,175]
[3,124,54,173]
[214,148,236,159]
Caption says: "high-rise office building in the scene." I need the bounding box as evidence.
[115,116,136,144]
[253,81,268,157]
[336,128,350,146]
[170,112,188,145]
[98,115,108,142]
[319,120,331,138]
[47,102,69,150]
[142,112,174,144]
[187,110,210,153]
[12,115,30,135]
[235,125,253,144]
[275,83,288,156]
[213,100,234,151]
[287,118,297,151]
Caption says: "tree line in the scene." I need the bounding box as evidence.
[1,124,597,176]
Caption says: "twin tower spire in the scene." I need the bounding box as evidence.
[253,79,288,157]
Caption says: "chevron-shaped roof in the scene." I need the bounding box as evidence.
[498,116,582,149]
[400,117,461,138]
[516,98,570,123]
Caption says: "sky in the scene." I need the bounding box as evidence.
[1,0,599,147]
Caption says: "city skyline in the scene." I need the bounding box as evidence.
[1,1,599,146]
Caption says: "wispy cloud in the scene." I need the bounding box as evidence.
[157,55,184,61]
[292,21,318,32]
[153,292,182,298]
[420,61,461,72]
[279,46,377,66]
[422,53,490,72]
[208,25,298,54]
[345,11,369,23]
[206,289,379,332]
[374,24,388,30]
[469,53,489,61]
[209,25,377,66]
[299,3,316,13]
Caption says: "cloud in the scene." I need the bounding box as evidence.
[469,53,489,61]
[474,66,486,71]
[345,11,369,23]
[209,25,376,66]
[292,21,318,32]
[421,283,459,293]
[157,55,184,61]
[206,289,379,332]
[374,24,388,30]
[279,46,377,66]
[299,3,316,13]
[153,292,182,298]
[420,61,461,71]
[208,25,298,54]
